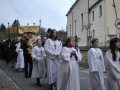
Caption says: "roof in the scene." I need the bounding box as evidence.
[89,0,103,11]
[66,0,80,16]
[66,0,102,16]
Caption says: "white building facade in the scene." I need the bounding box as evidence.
[66,0,89,46]
[66,0,120,46]
[90,0,107,46]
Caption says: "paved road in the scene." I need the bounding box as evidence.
[0,69,21,90]
[0,59,108,90]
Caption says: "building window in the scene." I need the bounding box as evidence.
[81,13,83,31]
[92,11,94,21]
[70,25,71,36]
[75,20,76,35]
[99,5,102,17]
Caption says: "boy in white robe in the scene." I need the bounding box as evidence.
[87,38,106,90]
[31,39,46,86]
[15,37,24,71]
[44,29,62,90]
[105,38,120,90]
[57,36,82,90]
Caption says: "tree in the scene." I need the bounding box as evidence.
[0,23,7,39]
[12,19,20,27]
[57,30,67,43]
[0,23,6,31]
[41,27,47,39]
[47,28,51,33]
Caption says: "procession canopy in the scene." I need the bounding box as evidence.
[10,26,40,36]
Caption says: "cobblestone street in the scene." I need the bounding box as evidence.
[0,69,21,90]
[0,60,50,90]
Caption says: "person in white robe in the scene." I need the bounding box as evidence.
[31,39,46,86]
[87,38,106,90]
[44,29,62,90]
[15,37,24,71]
[57,36,82,90]
[105,38,120,90]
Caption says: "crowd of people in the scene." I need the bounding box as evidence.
[0,38,17,67]
[0,28,120,90]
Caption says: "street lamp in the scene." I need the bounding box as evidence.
[27,23,29,26]
[39,20,41,27]
[33,23,35,26]
[8,22,9,27]
[39,20,41,38]
[8,22,10,38]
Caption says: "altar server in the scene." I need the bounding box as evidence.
[105,38,120,90]
[87,38,106,90]
[44,29,62,90]
[31,39,46,86]
[57,36,82,90]
[15,37,24,71]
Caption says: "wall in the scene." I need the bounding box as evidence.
[67,0,89,46]
[90,0,108,46]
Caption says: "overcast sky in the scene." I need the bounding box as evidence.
[0,0,76,30]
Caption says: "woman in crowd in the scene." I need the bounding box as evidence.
[105,38,120,90]
[31,39,46,86]
[44,29,62,90]
[57,36,82,90]
[15,37,24,71]
[87,38,106,90]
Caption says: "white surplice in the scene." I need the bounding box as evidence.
[15,42,24,69]
[31,46,46,78]
[105,50,120,90]
[87,48,106,90]
[57,47,82,90]
[44,38,62,84]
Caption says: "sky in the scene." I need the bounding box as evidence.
[0,0,76,30]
